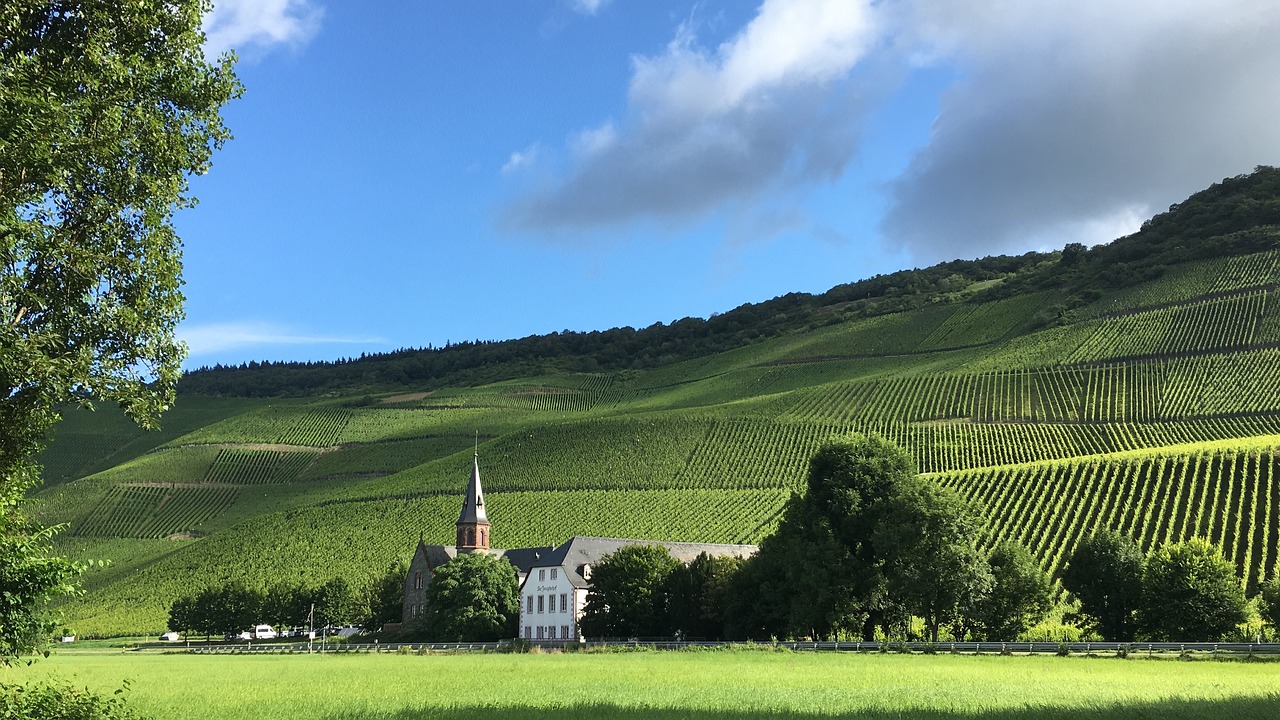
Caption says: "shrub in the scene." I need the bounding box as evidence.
[0,682,142,720]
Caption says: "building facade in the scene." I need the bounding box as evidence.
[401,455,756,639]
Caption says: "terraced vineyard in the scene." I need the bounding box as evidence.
[30,180,1280,635]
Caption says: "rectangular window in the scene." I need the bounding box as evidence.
[560,593,567,613]
[537,595,544,613]
[549,625,557,639]
[562,625,570,639]
[526,595,533,613]
[413,571,423,590]
[550,568,558,580]
[537,626,544,640]
[539,568,545,581]
[524,626,531,639]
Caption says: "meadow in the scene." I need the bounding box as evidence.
[8,651,1280,719]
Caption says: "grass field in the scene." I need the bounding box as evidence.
[7,651,1280,719]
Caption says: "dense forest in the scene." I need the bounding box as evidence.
[180,167,1280,398]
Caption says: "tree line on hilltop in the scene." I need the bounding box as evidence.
[179,167,1280,399]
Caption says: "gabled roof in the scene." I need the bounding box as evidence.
[456,453,489,525]
[523,536,758,589]
[414,539,555,575]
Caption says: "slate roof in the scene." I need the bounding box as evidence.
[525,536,758,589]
[414,540,555,575]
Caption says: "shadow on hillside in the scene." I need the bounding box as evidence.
[321,694,1280,720]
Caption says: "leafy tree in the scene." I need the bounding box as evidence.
[875,481,991,642]
[166,595,196,638]
[579,544,681,638]
[262,582,312,630]
[316,577,363,628]
[0,0,239,663]
[1139,538,1247,641]
[665,552,744,640]
[1258,574,1280,635]
[214,582,263,637]
[360,561,408,633]
[731,435,985,642]
[1061,531,1145,641]
[968,541,1052,640]
[419,553,519,641]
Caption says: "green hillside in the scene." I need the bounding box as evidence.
[31,168,1280,636]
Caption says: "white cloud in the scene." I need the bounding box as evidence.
[504,0,1280,261]
[501,145,542,175]
[203,0,324,57]
[879,0,1280,261]
[568,0,612,16]
[181,321,382,358]
[502,0,879,235]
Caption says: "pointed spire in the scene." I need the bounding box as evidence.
[457,451,488,525]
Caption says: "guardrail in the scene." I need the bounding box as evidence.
[180,640,1280,655]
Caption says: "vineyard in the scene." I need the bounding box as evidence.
[31,190,1280,635]
[939,440,1280,594]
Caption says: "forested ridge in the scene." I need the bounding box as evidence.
[180,167,1280,398]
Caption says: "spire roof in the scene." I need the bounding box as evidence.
[457,452,489,525]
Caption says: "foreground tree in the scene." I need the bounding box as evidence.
[1061,531,1145,641]
[1139,538,1247,641]
[360,561,409,633]
[419,553,519,641]
[665,552,745,640]
[876,481,991,642]
[0,0,239,663]
[579,544,681,638]
[968,541,1053,640]
[1258,574,1280,636]
[729,435,987,642]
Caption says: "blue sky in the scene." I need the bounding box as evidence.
[177,0,1280,369]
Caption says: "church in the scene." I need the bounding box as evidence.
[401,453,757,640]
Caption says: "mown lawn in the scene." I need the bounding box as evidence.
[6,650,1280,719]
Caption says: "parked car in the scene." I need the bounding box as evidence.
[159,631,181,642]
[253,624,277,640]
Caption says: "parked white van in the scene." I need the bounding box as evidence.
[253,624,277,640]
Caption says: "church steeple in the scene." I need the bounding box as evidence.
[456,452,490,552]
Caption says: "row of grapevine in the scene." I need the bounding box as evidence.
[780,351,1280,425]
[298,435,478,481]
[937,447,1280,593]
[274,407,352,447]
[203,449,316,485]
[464,386,599,413]
[73,485,239,539]
[1213,250,1280,293]
[1067,291,1266,363]
[915,294,1049,352]
[675,419,845,489]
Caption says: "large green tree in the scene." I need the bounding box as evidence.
[875,481,991,642]
[1258,573,1280,636]
[665,552,744,640]
[0,0,239,662]
[1061,531,1145,641]
[419,553,519,642]
[967,541,1052,641]
[579,544,681,638]
[1139,538,1247,641]
[730,435,985,642]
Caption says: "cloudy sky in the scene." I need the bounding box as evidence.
[178,0,1280,368]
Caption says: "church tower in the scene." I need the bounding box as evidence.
[456,452,490,553]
